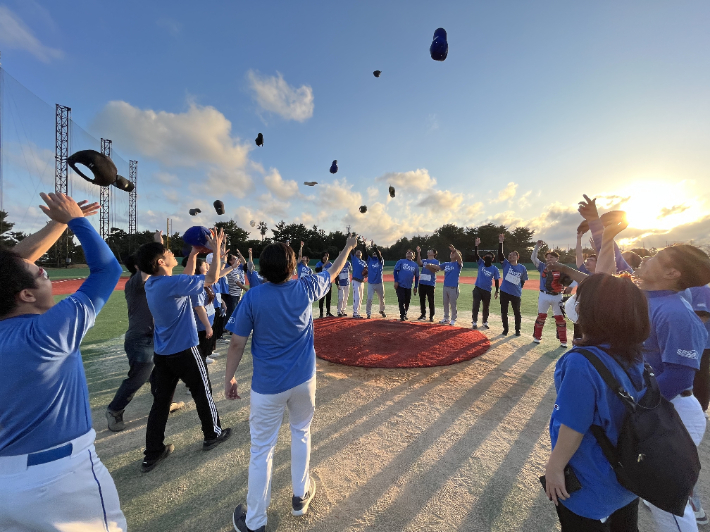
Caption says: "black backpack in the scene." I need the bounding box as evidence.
[577,349,701,517]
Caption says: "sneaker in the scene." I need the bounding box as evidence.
[471,323,478,329]
[380,311,387,318]
[203,427,232,451]
[690,494,708,525]
[400,316,406,321]
[292,477,317,516]
[337,312,343,317]
[450,320,456,326]
[141,444,174,473]
[560,343,568,348]
[326,312,335,317]
[169,401,185,413]
[205,357,215,365]
[106,408,125,432]
[502,330,508,336]
[482,323,490,330]
[429,316,434,322]
[319,313,324,319]
[439,318,449,324]
[341,312,348,317]
[211,352,220,358]
[532,337,541,344]
[366,314,371,319]
[417,314,426,321]
[515,330,521,336]
[353,314,363,319]
[232,504,265,532]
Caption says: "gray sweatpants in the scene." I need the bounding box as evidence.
[366,283,385,316]
[442,286,459,321]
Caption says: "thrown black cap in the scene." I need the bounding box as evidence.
[213,200,225,215]
[112,175,134,193]
[359,205,367,214]
[330,160,338,174]
[255,133,264,147]
[389,185,395,198]
[189,208,202,216]
[430,28,448,61]
[67,150,117,186]
[373,70,382,77]
[304,181,318,186]
[577,220,589,234]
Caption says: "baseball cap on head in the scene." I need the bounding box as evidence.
[213,200,225,215]
[430,28,448,61]
[112,175,134,192]
[67,150,117,186]
[577,220,589,234]
[183,226,212,253]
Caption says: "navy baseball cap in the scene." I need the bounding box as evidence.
[67,150,117,186]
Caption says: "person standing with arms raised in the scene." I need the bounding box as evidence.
[425,244,463,326]
[226,234,360,532]
[497,233,528,336]
[393,249,419,321]
[315,252,334,318]
[416,246,439,322]
[350,240,368,318]
[366,241,386,319]
[471,237,501,330]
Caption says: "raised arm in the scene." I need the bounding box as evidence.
[576,232,584,269]
[596,218,629,275]
[183,247,199,275]
[204,228,225,286]
[450,244,463,267]
[498,234,505,263]
[298,241,304,261]
[329,234,359,283]
[415,246,424,267]
[546,262,588,284]
[473,238,481,262]
[531,240,543,268]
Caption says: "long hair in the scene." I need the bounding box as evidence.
[260,243,297,284]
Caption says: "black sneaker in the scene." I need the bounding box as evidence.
[319,312,324,319]
[232,504,265,532]
[326,312,335,317]
[502,330,508,336]
[380,311,387,318]
[417,314,426,321]
[292,478,317,516]
[400,316,405,321]
[141,444,174,472]
[203,427,232,451]
[515,330,521,336]
[106,408,125,432]
[429,316,434,322]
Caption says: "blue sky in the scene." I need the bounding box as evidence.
[2,1,710,248]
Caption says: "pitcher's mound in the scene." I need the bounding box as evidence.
[314,318,490,368]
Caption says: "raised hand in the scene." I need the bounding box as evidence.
[475,237,481,247]
[206,227,225,253]
[416,246,421,253]
[300,241,304,248]
[537,240,545,247]
[39,193,84,224]
[346,233,358,249]
[78,200,101,218]
[499,233,505,243]
[578,194,599,221]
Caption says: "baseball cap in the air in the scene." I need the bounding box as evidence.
[67,150,117,186]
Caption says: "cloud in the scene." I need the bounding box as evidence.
[524,203,582,244]
[263,169,299,200]
[247,70,314,122]
[595,194,631,211]
[375,169,437,192]
[426,114,439,132]
[154,171,179,185]
[659,204,690,218]
[0,6,63,62]
[620,214,710,250]
[494,182,518,203]
[517,190,532,209]
[417,190,464,212]
[157,17,182,36]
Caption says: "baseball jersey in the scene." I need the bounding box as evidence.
[337,261,352,286]
[351,254,367,281]
[146,274,205,355]
[367,255,385,284]
[419,259,439,287]
[500,260,528,298]
[474,259,500,292]
[0,217,122,456]
[190,289,216,331]
[226,272,331,394]
[297,263,313,278]
[393,259,419,289]
[441,261,462,288]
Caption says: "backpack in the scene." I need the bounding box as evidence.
[577,349,701,517]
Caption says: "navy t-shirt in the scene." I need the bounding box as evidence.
[474,259,500,292]
[226,272,331,394]
[500,260,528,298]
[551,346,646,519]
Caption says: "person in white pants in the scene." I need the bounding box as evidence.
[226,235,359,532]
[350,247,367,318]
[337,259,351,316]
[365,242,386,318]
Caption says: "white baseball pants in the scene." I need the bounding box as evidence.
[537,291,564,316]
[0,429,126,532]
[352,280,365,316]
[246,377,316,531]
[366,283,385,315]
[337,285,350,314]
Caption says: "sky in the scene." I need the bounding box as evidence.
[1,0,710,249]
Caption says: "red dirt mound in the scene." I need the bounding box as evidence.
[52,277,128,295]
[314,318,490,368]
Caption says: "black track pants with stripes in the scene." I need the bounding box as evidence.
[145,346,222,460]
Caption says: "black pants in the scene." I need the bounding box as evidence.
[556,498,638,531]
[108,335,155,413]
[499,291,522,334]
[419,284,435,318]
[693,348,710,411]
[145,347,222,460]
[319,285,333,314]
[472,286,492,324]
[223,294,240,325]
[198,329,214,361]
[212,308,225,343]
[396,286,412,318]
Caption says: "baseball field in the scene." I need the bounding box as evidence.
[52,267,710,531]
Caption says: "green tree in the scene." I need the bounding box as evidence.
[258,221,268,241]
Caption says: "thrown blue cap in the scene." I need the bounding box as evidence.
[183,226,211,251]
[430,28,448,61]
[690,285,710,314]
[330,160,338,174]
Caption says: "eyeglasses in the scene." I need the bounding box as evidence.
[36,267,49,280]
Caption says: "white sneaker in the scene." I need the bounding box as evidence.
[471,322,478,329]
[482,322,490,330]
[450,320,456,326]
[205,357,215,365]
[560,343,568,348]
[439,318,449,324]
[532,337,541,344]
[211,352,220,357]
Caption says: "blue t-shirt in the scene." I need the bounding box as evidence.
[0,218,122,456]
[579,263,591,276]
[315,260,332,273]
[419,259,439,287]
[337,261,352,287]
[226,272,331,394]
[474,259,500,292]
[393,259,419,289]
[297,263,313,278]
[690,286,710,349]
[643,290,707,373]
[500,260,528,298]
[191,290,216,332]
[551,346,646,520]
[536,261,548,291]
[441,261,462,288]
[367,255,385,284]
[589,218,634,274]
[247,268,264,287]
[351,255,367,280]
[146,274,205,355]
[216,276,229,294]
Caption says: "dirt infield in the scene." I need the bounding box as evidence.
[314,318,490,368]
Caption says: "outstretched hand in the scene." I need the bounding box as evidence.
[499,233,505,243]
[475,237,481,247]
[39,193,84,224]
[78,200,100,218]
[206,227,225,253]
[578,194,599,221]
[602,216,629,239]
[346,233,358,249]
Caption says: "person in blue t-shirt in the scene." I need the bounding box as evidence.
[471,237,501,330]
[350,244,368,318]
[366,242,387,318]
[497,233,529,336]
[137,228,232,473]
[393,250,420,321]
[190,258,217,366]
[297,241,313,279]
[425,244,463,325]
[315,252,335,318]
[689,285,710,412]
[545,273,649,531]
[0,193,127,531]
[225,234,359,532]
[578,194,634,275]
[336,259,352,317]
[575,230,597,276]
[416,246,439,322]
